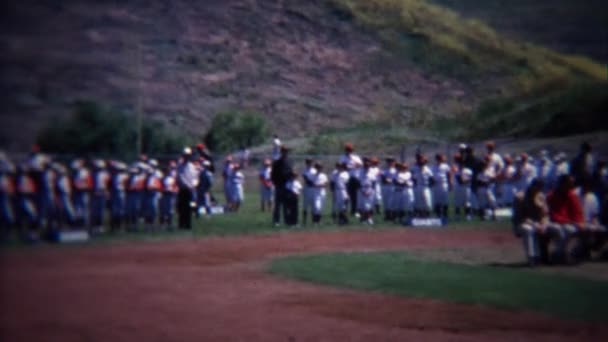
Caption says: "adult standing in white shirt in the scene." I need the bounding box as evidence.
[339,143,362,216]
[177,147,200,230]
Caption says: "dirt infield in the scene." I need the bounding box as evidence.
[1,229,606,341]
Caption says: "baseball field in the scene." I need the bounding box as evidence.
[1,192,607,341]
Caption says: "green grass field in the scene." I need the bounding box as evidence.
[1,188,511,248]
[269,251,608,322]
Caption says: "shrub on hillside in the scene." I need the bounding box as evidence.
[458,82,608,139]
[204,110,268,153]
[37,100,189,159]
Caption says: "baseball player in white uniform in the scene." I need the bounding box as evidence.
[357,158,377,224]
[553,153,570,177]
[332,163,350,225]
[453,154,473,221]
[259,159,274,212]
[312,163,328,224]
[301,158,318,225]
[412,154,434,217]
[499,155,517,207]
[486,141,504,207]
[486,141,505,174]
[285,172,302,226]
[222,156,234,208]
[392,162,415,223]
[431,154,451,219]
[380,158,397,221]
[230,163,245,212]
[339,143,362,216]
[536,150,555,192]
[515,153,537,193]
[370,157,382,215]
[476,156,497,220]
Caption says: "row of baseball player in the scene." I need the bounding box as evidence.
[260,141,606,226]
[0,144,216,240]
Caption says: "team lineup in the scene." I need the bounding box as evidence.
[1,137,607,267]
[258,138,581,227]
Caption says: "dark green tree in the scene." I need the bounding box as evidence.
[37,100,190,159]
[204,110,268,152]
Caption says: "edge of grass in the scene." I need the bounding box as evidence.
[269,250,608,322]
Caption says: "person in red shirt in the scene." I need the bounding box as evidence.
[547,175,585,263]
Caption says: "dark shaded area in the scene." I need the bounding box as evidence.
[432,0,608,63]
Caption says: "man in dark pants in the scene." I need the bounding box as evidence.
[271,146,293,226]
[570,141,595,187]
[177,147,199,230]
[463,145,484,216]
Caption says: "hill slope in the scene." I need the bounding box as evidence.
[1,0,605,152]
[431,0,608,63]
[1,0,470,151]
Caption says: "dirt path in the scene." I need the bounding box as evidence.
[1,229,605,341]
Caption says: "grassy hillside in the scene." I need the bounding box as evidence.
[431,0,608,63]
[326,0,607,141]
[329,0,605,89]
[0,0,606,153]
[1,0,479,151]
[448,82,608,140]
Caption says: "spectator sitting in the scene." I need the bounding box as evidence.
[546,175,585,264]
[513,179,550,266]
[575,177,606,259]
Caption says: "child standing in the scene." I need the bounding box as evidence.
[285,171,302,227]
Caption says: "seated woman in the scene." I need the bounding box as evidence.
[513,179,550,266]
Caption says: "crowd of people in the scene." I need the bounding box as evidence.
[0,144,217,241]
[265,140,607,264]
[260,140,608,264]
[513,144,608,265]
[2,136,607,261]
[267,141,604,222]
